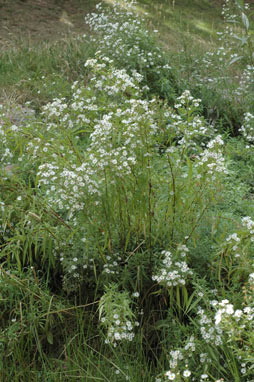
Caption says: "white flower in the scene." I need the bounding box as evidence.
[225,304,234,315]
[234,309,242,319]
[215,310,222,325]
[165,371,175,380]
[183,370,191,377]
[114,332,121,340]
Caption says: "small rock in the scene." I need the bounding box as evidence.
[0,103,35,126]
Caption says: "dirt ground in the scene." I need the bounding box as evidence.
[0,0,97,48]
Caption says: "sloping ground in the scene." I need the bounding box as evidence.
[0,0,98,48]
[2,0,254,50]
[131,0,224,49]
[0,0,224,50]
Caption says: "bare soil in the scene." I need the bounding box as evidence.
[0,0,97,48]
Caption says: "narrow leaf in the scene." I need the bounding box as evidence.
[242,12,249,31]
[229,55,243,65]
[46,331,54,345]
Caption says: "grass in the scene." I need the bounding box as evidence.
[135,0,223,48]
[0,36,97,110]
[0,0,223,107]
[0,0,232,114]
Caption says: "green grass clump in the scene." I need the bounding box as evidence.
[0,37,97,110]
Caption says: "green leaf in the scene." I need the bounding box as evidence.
[176,286,181,311]
[182,285,188,309]
[46,331,54,345]
[241,12,249,31]
[184,292,202,315]
[229,56,243,65]
[232,34,248,45]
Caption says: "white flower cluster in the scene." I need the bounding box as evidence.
[242,216,254,232]
[37,160,101,213]
[175,90,201,109]
[42,98,68,120]
[211,298,254,370]
[26,137,43,158]
[85,2,166,76]
[242,216,254,243]
[199,353,209,364]
[166,90,213,151]
[42,92,94,133]
[99,286,139,348]
[248,272,254,285]
[155,337,195,381]
[85,56,141,96]
[169,349,184,370]
[225,232,241,258]
[226,232,240,243]
[235,65,254,101]
[195,135,228,181]
[102,312,139,347]
[197,307,223,346]
[53,233,92,283]
[197,295,254,366]
[218,0,249,62]
[193,47,230,91]
[152,246,193,287]
[220,0,242,52]
[43,58,134,133]
[36,58,158,214]
[0,123,14,166]
[213,299,243,326]
[223,217,254,261]
[103,253,121,275]
[86,97,157,177]
[240,112,254,146]
[87,113,137,177]
[159,369,191,381]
